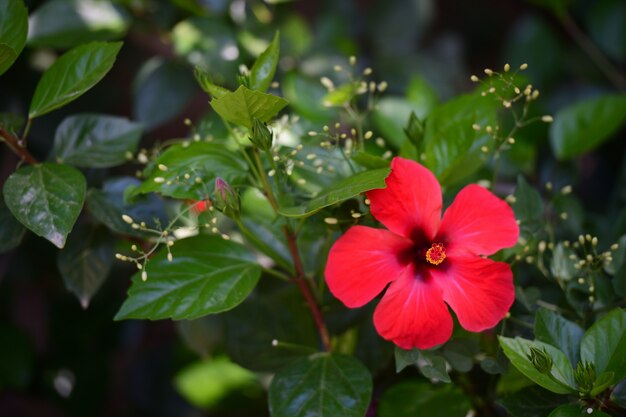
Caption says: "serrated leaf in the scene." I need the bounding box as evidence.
[498,336,577,394]
[279,168,390,218]
[0,195,26,253]
[52,114,142,168]
[29,41,122,119]
[0,0,28,76]
[27,0,129,49]
[131,142,247,200]
[580,308,626,381]
[210,85,288,129]
[534,309,584,366]
[268,353,372,417]
[194,66,229,99]
[115,235,261,320]
[550,94,626,160]
[2,163,86,249]
[57,226,114,308]
[249,31,279,93]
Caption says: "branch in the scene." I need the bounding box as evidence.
[0,126,38,165]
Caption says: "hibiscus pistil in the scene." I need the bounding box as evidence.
[425,242,446,266]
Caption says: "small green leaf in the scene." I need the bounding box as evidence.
[323,83,360,107]
[29,41,122,119]
[210,85,288,129]
[27,0,129,49]
[351,152,390,169]
[418,350,451,383]
[0,0,28,76]
[498,336,577,394]
[513,176,544,239]
[499,386,568,417]
[52,114,143,168]
[394,347,421,373]
[0,195,26,253]
[57,227,114,309]
[378,381,470,417]
[590,371,614,397]
[580,308,626,381]
[115,235,261,320]
[548,404,611,417]
[249,31,279,93]
[372,97,426,149]
[268,353,372,417]
[131,142,247,200]
[279,168,390,218]
[3,163,86,249]
[194,66,229,99]
[550,94,626,160]
[534,309,584,366]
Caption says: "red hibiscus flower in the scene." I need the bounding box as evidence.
[324,157,519,349]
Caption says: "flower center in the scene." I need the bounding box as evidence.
[425,243,446,265]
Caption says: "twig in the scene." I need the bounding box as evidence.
[0,126,38,165]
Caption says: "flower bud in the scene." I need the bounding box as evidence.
[212,177,240,219]
[527,346,553,374]
[575,361,596,394]
[249,118,273,151]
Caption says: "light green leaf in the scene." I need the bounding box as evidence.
[282,72,335,123]
[268,353,372,417]
[0,0,28,76]
[57,227,114,308]
[498,336,577,394]
[27,0,129,49]
[351,152,390,169]
[279,168,390,218]
[378,381,470,417]
[52,114,142,168]
[2,163,86,249]
[210,85,288,129]
[580,308,626,381]
[29,41,122,119]
[131,142,247,200]
[194,66,229,99]
[550,94,626,160]
[249,31,279,93]
[114,235,261,320]
[534,309,584,366]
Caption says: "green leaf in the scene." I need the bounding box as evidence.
[498,336,577,394]
[442,338,480,372]
[249,31,279,93]
[548,404,611,417]
[194,66,229,99]
[372,98,425,149]
[351,152,390,170]
[27,0,129,49]
[52,114,143,168]
[57,227,114,309]
[210,85,288,129]
[499,386,568,417]
[2,163,86,249]
[611,379,626,408]
[378,381,470,417]
[29,41,122,119]
[131,142,247,200]
[268,353,372,417]
[279,168,390,218]
[534,309,584,366]
[590,371,614,397]
[133,58,197,129]
[513,176,544,239]
[550,94,626,160]
[418,350,451,383]
[282,72,335,123]
[580,308,626,381]
[114,235,261,320]
[0,195,26,253]
[394,347,420,373]
[0,0,28,76]
[422,93,497,185]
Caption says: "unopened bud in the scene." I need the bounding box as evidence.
[249,118,273,151]
[212,177,240,219]
[541,115,554,123]
[528,346,553,374]
[122,214,134,224]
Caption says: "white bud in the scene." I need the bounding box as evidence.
[122,214,134,224]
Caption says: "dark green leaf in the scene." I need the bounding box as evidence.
[513,176,544,239]
[442,338,480,372]
[551,242,578,282]
[580,308,626,381]
[27,0,129,49]
[0,195,26,253]
[3,163,86,249]
[268,353,372,417]
[417,350,451,383]
[590,371,614,397]
[131,142,247,200]
[133,58,196,129]
[499,386,568,417]
[194,66,229,99]
[224,286,318,372]
[548,404,611,417]
[498,336,576,394]
[394,347,420,373]
[29,41,122,119]
[378,381,470,417]
[52,114,142,168]
[210,85,288,129]
[0,0,28,76]
[176,315,223,357]
[57,227,114,308]
[588,0,626,62]
[611,378,626,408]
[422,93,497,185]
[534,309,584,366]
[279,168,390,218]
[115,235,261,320]
[249,31,279,93]
[550,94,626,160]
[86,177,167,238]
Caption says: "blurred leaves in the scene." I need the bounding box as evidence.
[580,308,626,382]
[0,194,26,253]
[378,381,470,417]
[0,0,28,76]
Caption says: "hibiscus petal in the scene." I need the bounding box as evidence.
[373,267,453,349]
[325,225,413,308]
[432,256,514,332]
[438,184,519,256]
[367,157,442,241]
